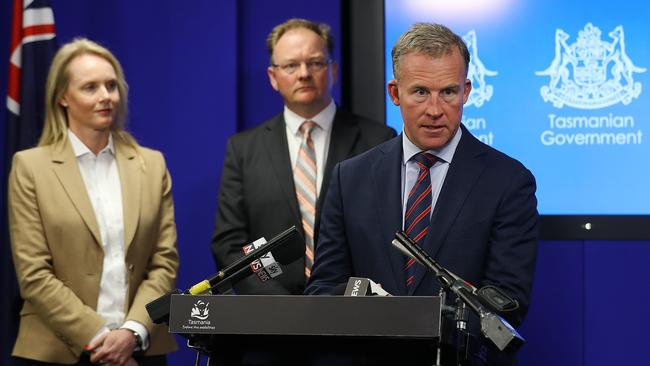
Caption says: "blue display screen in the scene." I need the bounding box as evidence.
[385,0,650,215]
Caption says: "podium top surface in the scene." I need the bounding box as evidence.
[169,294,440,338]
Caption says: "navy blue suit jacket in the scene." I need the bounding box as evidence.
[306,125,538,327]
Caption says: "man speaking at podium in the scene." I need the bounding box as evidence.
[306,23,538,364]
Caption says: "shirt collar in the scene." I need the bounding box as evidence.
[284,100,336,135]
[402,124,463,165]
[68,129,115,158]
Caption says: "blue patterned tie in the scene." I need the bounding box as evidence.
[404,152,436,287]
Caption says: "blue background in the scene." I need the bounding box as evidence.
[1,1,649,365]
[385,0,650,215]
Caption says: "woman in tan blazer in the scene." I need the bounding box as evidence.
[8,38,178,366]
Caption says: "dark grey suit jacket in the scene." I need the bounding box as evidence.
[211,108,396,295]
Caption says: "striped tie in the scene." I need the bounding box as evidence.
[404,152,436,287]
[294,121,318,278]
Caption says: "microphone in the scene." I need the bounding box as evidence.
[188,226,300,295]
[211,237,288,294]
[391,231,524,353]
[342,277,391,297]
[146,226,301,324]
[393,231,518,312]
[242,238,284,284]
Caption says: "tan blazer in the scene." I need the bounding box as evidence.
[8,135,179,363]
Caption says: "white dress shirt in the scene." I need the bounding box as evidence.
[68,130,148,349]
[401,126,463,227]
[284,100,336,196]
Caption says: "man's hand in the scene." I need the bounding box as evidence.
[88,328,137,365]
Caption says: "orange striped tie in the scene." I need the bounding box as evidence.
[294,121,318,278]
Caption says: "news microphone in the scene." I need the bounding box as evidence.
[391,231,524,352]
[188,226,299,295]
[242,237,284,284]
[343,277,391,297]
[146,226,300,324]
[211,237,289,294]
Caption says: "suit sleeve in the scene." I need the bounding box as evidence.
[305,163,354,295]
[484,166,539,327]
[8,153,105,350]
[211,137,291,294]
[126,152,179,331]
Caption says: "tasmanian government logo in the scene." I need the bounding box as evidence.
[190,300,209,320]
[463,30,497,108]
[536,23,646,109]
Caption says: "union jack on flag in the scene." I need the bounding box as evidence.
[6,0,57,154]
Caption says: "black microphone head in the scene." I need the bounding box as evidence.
[146,288,183,324]
[271,228,304,265]
[209,226,303,293]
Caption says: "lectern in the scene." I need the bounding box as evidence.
[168,294,441,365]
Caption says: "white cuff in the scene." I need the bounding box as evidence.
[121,320,150,351]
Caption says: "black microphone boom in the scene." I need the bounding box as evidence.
[391,230,525,353]
[188,226,299,294]
[146,226,300,324]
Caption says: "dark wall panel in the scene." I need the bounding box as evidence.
[584,241,650,366]
[518,241,585,365]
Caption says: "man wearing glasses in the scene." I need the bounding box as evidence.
[211,18,395,296]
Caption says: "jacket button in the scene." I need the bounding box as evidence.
[128,263,135,272]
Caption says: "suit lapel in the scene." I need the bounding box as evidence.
[264,115,301,223]
[319,109,360,213]
[371,137,406,295]
[51,142,102,247]
[115,137,141,250]
[410,127,487,293]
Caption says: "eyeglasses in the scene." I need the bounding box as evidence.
[271,59,333,75]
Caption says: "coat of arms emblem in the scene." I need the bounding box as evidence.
[463,30,497,108]
[190,300,210,320]
[536,23,646,109]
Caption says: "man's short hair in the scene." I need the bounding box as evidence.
[266,18,334,63]
[391,23,470,80]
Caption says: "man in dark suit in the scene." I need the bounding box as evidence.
[211,18,395,296]
[306,23,538,365]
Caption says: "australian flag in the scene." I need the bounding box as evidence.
[2,0,56,364]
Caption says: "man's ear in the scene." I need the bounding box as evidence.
[463,79,472,104]
[387,79,400,106]
[267,66,279,92]
[330,60,338,86]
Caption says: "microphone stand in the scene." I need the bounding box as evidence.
[391,231,525,361]
[434,288,445,366]
[454,299,469,366]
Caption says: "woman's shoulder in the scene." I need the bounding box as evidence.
[129,143,168,171]
[12,145,52,164]
[136,145,164,160]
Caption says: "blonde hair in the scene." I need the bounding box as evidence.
[39,38,138,150]
[392,23,470,80]
[266,18,334,64]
